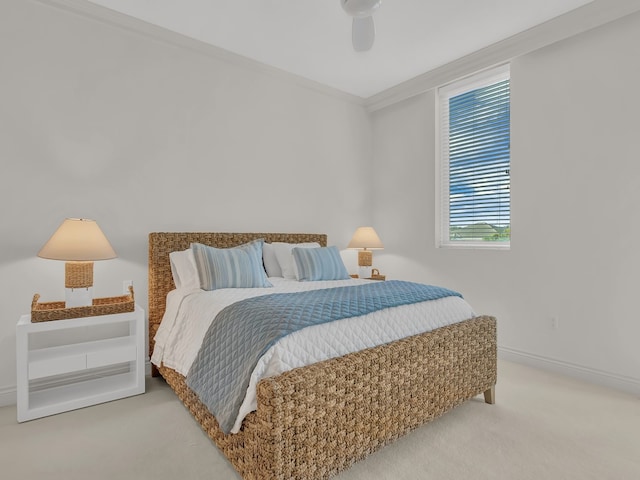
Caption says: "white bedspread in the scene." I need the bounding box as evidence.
[152,278,475,433]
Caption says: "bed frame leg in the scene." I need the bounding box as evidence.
[483,386,495,404]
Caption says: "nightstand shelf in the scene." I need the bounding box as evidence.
[28,371,138,413]
[16,305,145,422]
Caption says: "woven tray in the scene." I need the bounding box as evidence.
[362,269,386,281]
[31,286,135,322]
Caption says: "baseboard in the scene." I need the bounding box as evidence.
[0,384,16,407]
[0,360,153,407]
[499,346,640,396]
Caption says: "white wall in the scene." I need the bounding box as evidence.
[371,12,640,392]
[0,0,371,401]
[2,0,639,405]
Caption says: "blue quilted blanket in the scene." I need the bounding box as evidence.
[186,280,462,433]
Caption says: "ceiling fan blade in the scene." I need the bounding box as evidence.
[352,16,375,52]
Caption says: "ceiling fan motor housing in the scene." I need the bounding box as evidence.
[341,0,382,18]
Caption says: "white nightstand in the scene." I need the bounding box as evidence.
[16,305,145,422]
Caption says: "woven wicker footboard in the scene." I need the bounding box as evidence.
[158,315,497,480]
[149,233,497,479]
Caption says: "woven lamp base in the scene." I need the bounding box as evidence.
[357,250,372,267]
[65,261,94,288]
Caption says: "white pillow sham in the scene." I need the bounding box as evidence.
[169,248,200,291]
[272,242,321,279]
[262,243,282,278]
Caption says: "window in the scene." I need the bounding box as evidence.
[437,65,510,248]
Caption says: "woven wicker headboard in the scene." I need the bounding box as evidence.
[148,232,327,357]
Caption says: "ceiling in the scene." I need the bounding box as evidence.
[86,0,594,98]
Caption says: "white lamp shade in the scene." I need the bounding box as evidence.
[38,218,117,261]
[347,227,384,250]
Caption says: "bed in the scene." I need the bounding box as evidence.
[148,232,497,480]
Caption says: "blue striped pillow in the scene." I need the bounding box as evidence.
[191,240,272,290]
[292,246,350,281]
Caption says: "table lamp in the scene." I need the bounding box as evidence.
[348,226,384,276]
[38,218,117,307]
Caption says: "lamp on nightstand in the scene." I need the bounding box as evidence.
[348,226,384,277]
[38,218,117,307]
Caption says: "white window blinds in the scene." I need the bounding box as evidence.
[438,65,510,248]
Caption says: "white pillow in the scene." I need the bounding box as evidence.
[262,243,282,277]
[169,248,200,291]
[272,242,321,280]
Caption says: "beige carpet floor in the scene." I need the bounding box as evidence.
[1,360,638,480]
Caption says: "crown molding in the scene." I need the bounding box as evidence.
[33,0,366,107]
[29,0,640,113]
[365,0,640,113]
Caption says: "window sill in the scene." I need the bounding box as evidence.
[438,242,510,251]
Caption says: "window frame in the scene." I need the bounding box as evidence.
[436,64,511,250]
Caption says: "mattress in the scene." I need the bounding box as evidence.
[152,277,476,433]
